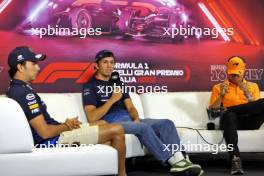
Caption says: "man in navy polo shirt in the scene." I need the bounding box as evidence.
[82,50,203,175]
[6,46,127,176]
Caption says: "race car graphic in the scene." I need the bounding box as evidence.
[22,0,193,40]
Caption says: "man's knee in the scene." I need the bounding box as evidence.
[160,119,175,127]
[138,123,157,137]
[221,112,238,130]
[223,112,237,122]
[110,125,125,142]
[113,132,125,142]
[110,124,125,135]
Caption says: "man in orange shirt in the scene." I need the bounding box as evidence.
[209,56,264,175]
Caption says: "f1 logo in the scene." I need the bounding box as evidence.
[33,62,96,84]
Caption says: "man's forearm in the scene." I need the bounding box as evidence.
[210,95,223,108]
[243,90,254,102]
[128,107,140,121]
[88,99,116,122]
[42,124,69,139]
[89,120,107,126]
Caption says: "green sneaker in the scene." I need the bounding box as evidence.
[170,159,202,175]
[186,155,204,176]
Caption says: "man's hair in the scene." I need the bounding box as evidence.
[8,61,27,78]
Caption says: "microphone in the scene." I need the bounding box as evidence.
[110,71,122,106]
[110,71,120,85]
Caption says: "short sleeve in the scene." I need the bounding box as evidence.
[82,83,97,106]
[209,84,220,107]
[251,83,260,101]
[15,91,42,121]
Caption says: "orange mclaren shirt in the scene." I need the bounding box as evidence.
[209,80,260,108]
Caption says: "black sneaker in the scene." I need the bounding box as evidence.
[231,157,244,175]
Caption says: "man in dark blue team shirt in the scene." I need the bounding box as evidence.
[6,46,126,176]
[82,50,203,175]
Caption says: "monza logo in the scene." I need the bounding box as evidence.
[210,65,263,81]
[33,62,96,84]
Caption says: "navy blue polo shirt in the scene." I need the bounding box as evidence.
[82,76,130,120]
[6,79,60,145]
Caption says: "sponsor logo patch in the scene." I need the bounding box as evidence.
[29,103,39,110]
[100,99,109,102]
[83,88,91,96]
[28,100,37,106]
[17,55,24,61]
[26,93,35,101]
[35,54,42,59]
[31,108,40,114]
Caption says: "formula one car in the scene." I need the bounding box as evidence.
[24,0,193,40]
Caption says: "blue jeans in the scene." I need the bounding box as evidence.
[103,110,182,163]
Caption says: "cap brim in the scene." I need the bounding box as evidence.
[28,54,46,62]
[227,69,243,75]
[35,54,46,61]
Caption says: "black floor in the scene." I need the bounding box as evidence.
[126,153,264,176]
